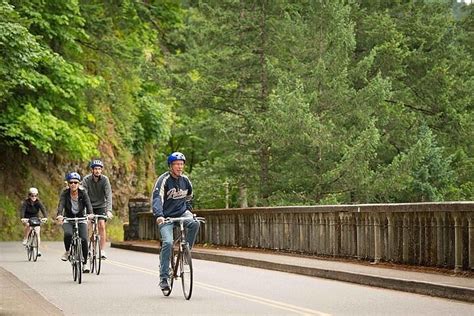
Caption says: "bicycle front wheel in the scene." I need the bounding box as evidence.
[96,235,101,275]
[31,232,39,262]
[71,244,77,281]
[180,244,193,300]
[88,238,95,274]
[26,233,33,261]
[76,239,82,284]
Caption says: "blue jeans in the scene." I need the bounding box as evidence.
[159,213,200,279]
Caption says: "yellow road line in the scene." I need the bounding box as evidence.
[105,259,330,316]
[106,259,159,276]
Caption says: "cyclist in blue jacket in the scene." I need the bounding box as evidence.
[152,152,200,291]
[56,172,93,273]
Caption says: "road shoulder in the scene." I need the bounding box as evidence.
[0,266,63,315]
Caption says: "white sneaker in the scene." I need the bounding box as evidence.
[101,251,107,260]
[61,251,69,261]
[22,239,27,246]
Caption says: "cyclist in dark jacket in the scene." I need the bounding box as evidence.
[56,172,93,273]
[152,152,200,291]
[20,187,48,255]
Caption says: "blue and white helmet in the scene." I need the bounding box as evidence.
[66,172,81,182]
[167,152,186,166]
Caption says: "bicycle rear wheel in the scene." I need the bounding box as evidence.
[31,232,39,262]
[96,235,101,275]
[76,239,82,284]
[180,244,193,300]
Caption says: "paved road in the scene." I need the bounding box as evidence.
[1,241,473,315]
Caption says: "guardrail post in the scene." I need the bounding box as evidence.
[430,216,436,266]
[387,213,394,261]
[356,213,362,259]
[435,213,444,266]
[374,214,382,264]
[350,214,357,258]
[309,213,317,253]
[418,215,424,265]
[402,214,410,263]
[329,213,335,256]
[454,212,463,272]
[469,215,474,271]
[340,213,346,256]
[321,213,328,255]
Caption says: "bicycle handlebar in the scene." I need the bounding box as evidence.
[21,217,48,224]
[163,215,205,224]
[63,217,88,223]
[90,214,108,220]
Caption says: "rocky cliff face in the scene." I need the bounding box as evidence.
[0,144,156,219]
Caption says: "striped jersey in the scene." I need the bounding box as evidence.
[151,171,193,218]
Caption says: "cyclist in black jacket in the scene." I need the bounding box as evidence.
[20,187,48,256]
[56,172,93,273]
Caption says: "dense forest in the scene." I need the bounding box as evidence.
[1,0,473,236]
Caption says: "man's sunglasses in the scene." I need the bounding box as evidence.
[69,181,80,184]
[29,194,38,197]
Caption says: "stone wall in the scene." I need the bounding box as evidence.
[127,200,474,271]
[125,198,150,241]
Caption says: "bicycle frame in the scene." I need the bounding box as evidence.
[64,217,87,284]
[88,214,107,275]
[162,214,205,300]
[24,217,44,262]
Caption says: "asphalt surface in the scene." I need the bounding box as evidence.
[111,240,474,303]
[1,240,473,315]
